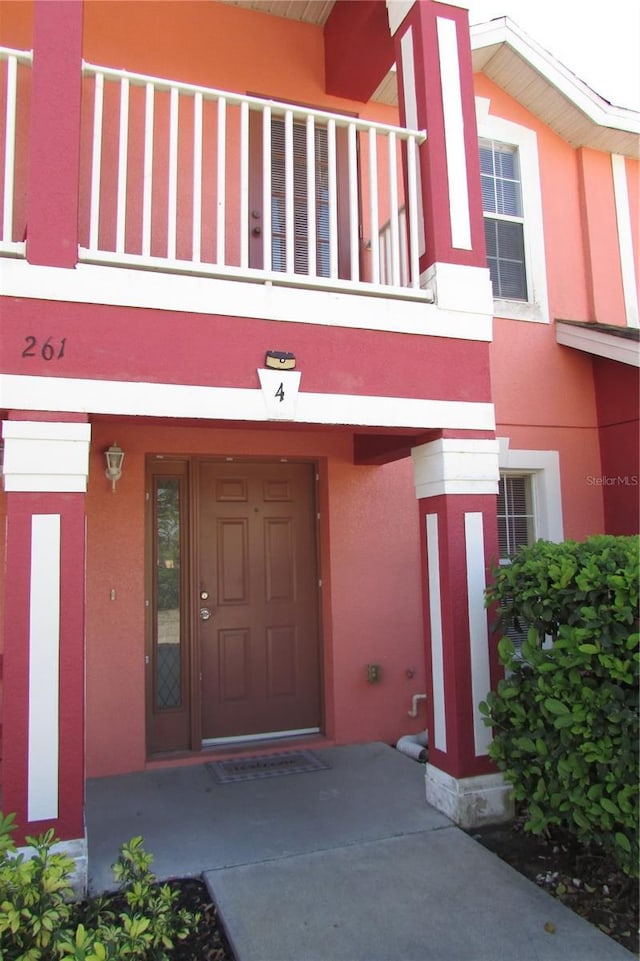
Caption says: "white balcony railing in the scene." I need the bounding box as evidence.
[379,206,410,288]
[0,47,31,256]
[79,62,427,297]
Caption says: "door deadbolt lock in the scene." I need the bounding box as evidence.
[200,607,212,621]
[200,590,209,600]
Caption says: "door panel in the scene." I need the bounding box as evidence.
[218,518,249,604]
[198,461,320,741]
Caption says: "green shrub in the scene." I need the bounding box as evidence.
[0,813,199,960]
[481,535,639,877]
[0,812,75,958]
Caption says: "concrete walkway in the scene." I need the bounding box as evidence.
[85,742,632,961]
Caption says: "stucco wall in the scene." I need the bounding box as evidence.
[85,421,426,777]
[593,357,640,535]
[476,74,639,539]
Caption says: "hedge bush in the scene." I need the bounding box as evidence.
[480,535,639,877]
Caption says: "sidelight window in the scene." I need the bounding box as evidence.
[153,475,184,711]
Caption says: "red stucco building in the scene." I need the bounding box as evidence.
[0,0,638,887]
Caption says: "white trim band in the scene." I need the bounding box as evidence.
[0,259,494,342]
[0,375,496,433]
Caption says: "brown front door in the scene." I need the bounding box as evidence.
[198,461,321,741]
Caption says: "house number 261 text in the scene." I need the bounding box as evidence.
[22,336,67,360]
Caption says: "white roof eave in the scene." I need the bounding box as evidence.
[470,18,640,158]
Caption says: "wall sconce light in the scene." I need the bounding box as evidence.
[104,442,125,492]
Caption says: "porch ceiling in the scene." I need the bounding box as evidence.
[221,0,335,25]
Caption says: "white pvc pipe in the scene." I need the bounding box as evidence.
[408,692,427,717]
[396,731,428,761]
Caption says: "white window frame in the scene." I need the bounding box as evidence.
[497,443,563,660]
[497,442,563,545]
[497,472,535,562]
[476,98,549,324]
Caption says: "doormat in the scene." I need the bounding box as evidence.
[207,749,330,784]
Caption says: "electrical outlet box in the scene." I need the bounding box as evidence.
[366,663,382,684]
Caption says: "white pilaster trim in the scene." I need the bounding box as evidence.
[0,375,496,433]
[426,513,447,753]
[412,438,500,499]
[498,443,563,542]
[464,512,492,756]
[399,27,426,258]
[611,154,639,329]
[437,16,471,250]
[28,514,61,822]
[1,421,91,493]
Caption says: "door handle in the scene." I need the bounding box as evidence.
[200,607,213,621]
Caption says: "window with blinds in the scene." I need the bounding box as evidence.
[497,473,535,561]
[271,119,330,277]
[480,140,527,301]
[497,473,535,659]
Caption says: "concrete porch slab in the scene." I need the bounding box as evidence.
[86,742,632,960]
[206,829,632,961]
[85,742,448,893]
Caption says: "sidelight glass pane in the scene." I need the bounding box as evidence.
[155,478,182,709]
